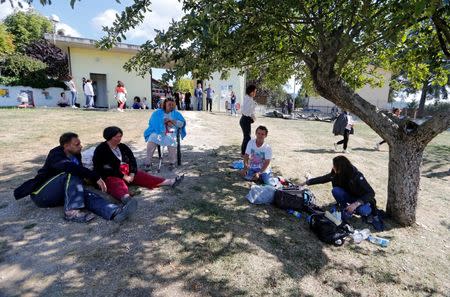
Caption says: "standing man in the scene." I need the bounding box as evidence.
[194,83,203,111]
[205,84,215,112]
[13,132,137,223]
[83,79,95,108]
[240,85,257,156]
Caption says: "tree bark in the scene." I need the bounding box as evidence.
[417,79,429,118]
[386,140,425,226]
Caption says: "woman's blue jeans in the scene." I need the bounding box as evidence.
[331,187,372,216]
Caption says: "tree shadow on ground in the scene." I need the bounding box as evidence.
[0,144,395,296]
[422,144,450,180]
[294,149,336,154]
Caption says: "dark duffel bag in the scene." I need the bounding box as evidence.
[273,188,315,211]
[308,213,350,246]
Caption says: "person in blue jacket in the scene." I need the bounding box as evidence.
[301,155,384,231]
[144,98,186,169]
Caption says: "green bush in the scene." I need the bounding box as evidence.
[0,53,65,89]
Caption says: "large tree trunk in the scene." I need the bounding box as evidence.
[387,141,425,225]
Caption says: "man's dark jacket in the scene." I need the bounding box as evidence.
[306,166,376,205]
[13,146,100,199]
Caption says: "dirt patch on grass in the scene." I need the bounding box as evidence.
[0,109,449,296]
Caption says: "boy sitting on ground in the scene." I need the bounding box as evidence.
[240,125,277,186]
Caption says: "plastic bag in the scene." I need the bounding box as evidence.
[230,160,245,169]
[246,185,276,204]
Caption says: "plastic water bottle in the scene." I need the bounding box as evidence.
[287,209,302,219]
[351,228,371,244]
[367,235,389,247]
[325,210,342,225]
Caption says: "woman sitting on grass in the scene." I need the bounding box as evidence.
[93,126,183,204]
[301,155,384,231]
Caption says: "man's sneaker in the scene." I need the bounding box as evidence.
[371,215,385,231]
[342,149,349,153]
[64,209,95,223]
[333,143,337,151]
[113,199,138,223]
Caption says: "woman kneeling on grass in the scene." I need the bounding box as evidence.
[93,126,184,204]
[301,155,384,231]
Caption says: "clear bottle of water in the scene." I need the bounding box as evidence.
[287,209,302,219]
[351,228,371,244]
[367,235,389,247]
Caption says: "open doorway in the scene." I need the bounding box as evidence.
[90,73,108,108]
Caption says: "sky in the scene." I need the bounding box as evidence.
[0,0,300,91]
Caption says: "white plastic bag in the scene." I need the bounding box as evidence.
[246,185,276,204]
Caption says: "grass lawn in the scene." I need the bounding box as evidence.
[0,108,449,297]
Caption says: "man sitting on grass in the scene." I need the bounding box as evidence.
[240,125,277,186]
[14,132,137,223]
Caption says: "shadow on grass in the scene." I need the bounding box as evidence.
[294,149,336,154]
[1,144,338,296]
[422,144,450,180]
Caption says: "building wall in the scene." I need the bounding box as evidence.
[0,85,64,107]
[69,47,151,107]
[307,68,392,112]
[203,68,246,112]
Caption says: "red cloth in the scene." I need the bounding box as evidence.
[105,170,165,200]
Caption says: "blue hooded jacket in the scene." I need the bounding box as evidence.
[144,108,187,141]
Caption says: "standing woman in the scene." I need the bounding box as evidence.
[239,85,257,156]
[115,80,128,112]
[230,91,237,116]
[332,110,354,153]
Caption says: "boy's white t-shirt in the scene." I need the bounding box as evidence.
[245,139,272,173]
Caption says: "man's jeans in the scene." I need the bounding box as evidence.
[70,91,77,106]
[331,187,372,216]
[230,103,237,115]
[30,173,119,220]
[244,169,277,186]
[197,97,202,110]
[85,95,94,107]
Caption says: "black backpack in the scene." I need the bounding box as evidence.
[273,187,315,212]
[308,213,350,246]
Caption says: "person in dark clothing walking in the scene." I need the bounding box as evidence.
[301,155,384,231]
[332,111,354,153]
[184,91,192,110]
[239,85,257,156]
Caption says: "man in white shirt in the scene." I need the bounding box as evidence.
[240,125,276,186]
[239,84,257,156]
[83,79,95,108]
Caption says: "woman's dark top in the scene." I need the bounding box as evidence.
[93,142,137,179]
[306,166,375,204]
